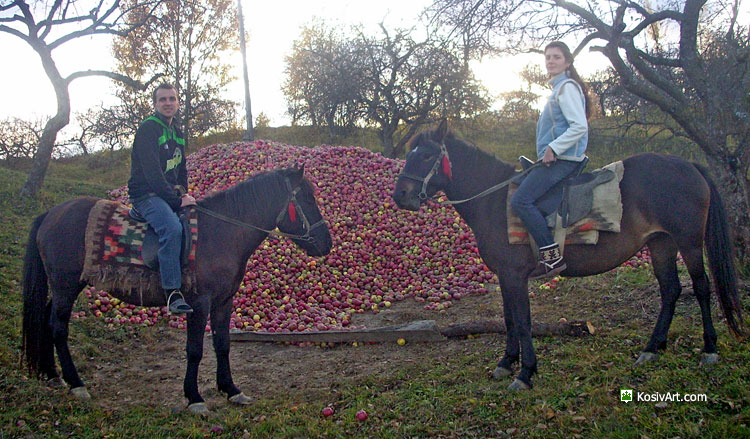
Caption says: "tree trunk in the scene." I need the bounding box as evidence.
[19,109,69,196]
[20,47,71,197]
[379,127,396,158]
[704,155,750,263]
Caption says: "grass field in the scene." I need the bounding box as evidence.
[1,140,748,439]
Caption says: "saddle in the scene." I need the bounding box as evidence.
[508,158,624,245]
[80,200,198,304]
[128,206,192,271]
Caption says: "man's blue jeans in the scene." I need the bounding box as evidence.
[133,196,182,291]
[510,159,580,248]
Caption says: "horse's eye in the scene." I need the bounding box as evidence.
[422,153,436,162]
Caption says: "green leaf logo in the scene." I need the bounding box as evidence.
[621,389,633,403]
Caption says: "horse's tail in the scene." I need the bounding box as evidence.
[694,163,746,340]
[22,211,49,375]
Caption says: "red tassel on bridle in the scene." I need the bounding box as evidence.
[442,155,452,181]
[288,202,297,223]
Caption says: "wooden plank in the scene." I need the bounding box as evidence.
[226,319,595,344]
[227,320,446,343]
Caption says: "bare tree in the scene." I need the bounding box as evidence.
[72,106,134,153]
[428,0,750,260]
[0,0,163,196]
[0,117,44,162]
[283,22,365,135]
[353,23,491,157]
[284,21,490,157]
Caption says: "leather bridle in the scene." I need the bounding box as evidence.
[398,142,541,206]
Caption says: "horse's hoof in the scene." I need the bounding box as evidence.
[507,378,531,391]
[70,386,91,399]
[700,353,719,366]
[47,377,64,388]
[228,392,253,405]
[634,352,658,366]
[187,402,210,415]
[491,366,513,379]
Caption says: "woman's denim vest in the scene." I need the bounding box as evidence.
[536,73,588,161]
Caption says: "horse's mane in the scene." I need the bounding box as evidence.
[198,169,308,222]
[410,128,516,179]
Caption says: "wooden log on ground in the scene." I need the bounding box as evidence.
[226,319,594,343]
[440,320,595,338]
[228,320,446,343]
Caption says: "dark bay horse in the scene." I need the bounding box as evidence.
[23,167,332,413]
[392,120,745,390]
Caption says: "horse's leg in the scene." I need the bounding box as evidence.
[492,294,518,379]
[681,246,718,365]
[497,270,535,389]
[49,283,89,398]
[211,295,252,405]
[184,294,211,414]
[636,235,681,366]
[39,301,61,384]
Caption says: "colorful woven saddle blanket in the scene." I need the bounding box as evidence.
[507,161,625,245]
[80,200,198,305]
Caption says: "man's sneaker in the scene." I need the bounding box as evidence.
[167,290,193,314]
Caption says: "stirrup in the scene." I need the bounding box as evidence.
[167,290,193,314]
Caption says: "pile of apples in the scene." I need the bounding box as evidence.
[95,141,496,331]
[90,141,660,331]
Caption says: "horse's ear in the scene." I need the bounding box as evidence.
[288,164,305,185]
[436,119,448,142]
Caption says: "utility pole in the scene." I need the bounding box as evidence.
[237,0,254,141]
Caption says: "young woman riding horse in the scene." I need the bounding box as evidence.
[511,41,592,280]
[23,167,332,413]
[393,120,745,390]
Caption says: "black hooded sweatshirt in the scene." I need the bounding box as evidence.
[127,112,187,211]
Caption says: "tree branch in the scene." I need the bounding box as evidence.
[631,48,681,67]
[0,23,32,43]
[48,0,163,50]
[66,70,164,90]
[679,0,712,104]
[626,9,682,38]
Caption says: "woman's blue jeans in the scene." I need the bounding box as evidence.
[510,159,580,248]
[133,196,183,291]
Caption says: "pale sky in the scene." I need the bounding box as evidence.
[0,0,608,132]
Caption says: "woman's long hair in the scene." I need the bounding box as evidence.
[545,41,592,119]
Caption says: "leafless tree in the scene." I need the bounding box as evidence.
[284,21,490,157]
[0,117,44,162]
[0,0,163,196]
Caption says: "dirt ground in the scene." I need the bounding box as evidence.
[78,287,511,411]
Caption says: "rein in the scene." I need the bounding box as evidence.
[193,178,325,242]
[436,162,541,206]
[399,142,542,206]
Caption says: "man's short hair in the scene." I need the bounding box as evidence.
[152,83,177,104]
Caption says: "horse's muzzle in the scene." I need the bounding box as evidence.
[392,185,421,211]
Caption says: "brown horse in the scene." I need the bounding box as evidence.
[22,167,332,413]
[392,120,745,390]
